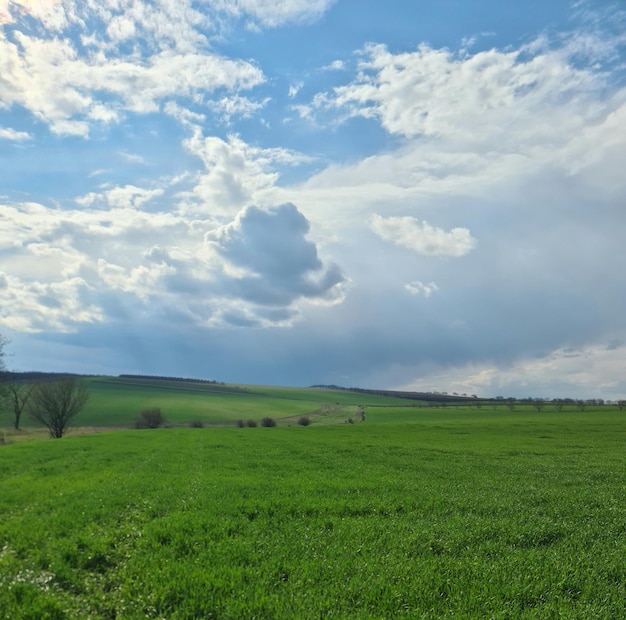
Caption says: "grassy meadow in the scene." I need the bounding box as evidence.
[0,379,624,618]
[65,377,415,428]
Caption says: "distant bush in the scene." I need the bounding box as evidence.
[245,420,257,428]
[135,407,165,429]
[260,417,276,427]
[297,416,311,426]
[235,420,246,428]
[189,420,204,428]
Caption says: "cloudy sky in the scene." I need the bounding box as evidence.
[1,0,625,399]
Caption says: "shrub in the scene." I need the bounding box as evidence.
[135,407,165,429]
[297,416,311,426]
[245,420,257,428]
[189,420,204,428]
[235,420,246,428]
[261,417,276,427]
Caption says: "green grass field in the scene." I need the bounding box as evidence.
[64,377,418,428]
[0,380,624,618]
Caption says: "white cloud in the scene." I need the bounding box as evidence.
[0,270,102,333]
[290,25,626,235]
[75,185,165,210]
[163,101,207,126]
[205,203,346,309]
[405,280,438,298]
[118,152,148,165]
[0,1,65,27]
[288,81,303,98]
[0,198,346,332]
[325,39,613,151]
[181,130,313,217]
[206,95,268,123]
[221,0,336,27]
[370,214,476,257]
[0,22,264,136]
[0,127,31,141]
[322,59,345,71]
[399,343,626,400]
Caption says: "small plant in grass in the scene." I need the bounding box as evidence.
[245,420,257,427]
[189,420,204,428]
[260,417,276,427]
[297,416,311,426]
[135,407,165,429]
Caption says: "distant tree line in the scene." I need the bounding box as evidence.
[2,371,92,383]
[310,385,472,403]
[120,374,226,385]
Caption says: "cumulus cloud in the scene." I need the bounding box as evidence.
[206,203,346,309]
[0,270,102,333]
[0,197,346,332]
[181,130,313,217]
[370,215,476,257]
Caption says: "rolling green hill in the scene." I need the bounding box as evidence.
[30,376,426,429]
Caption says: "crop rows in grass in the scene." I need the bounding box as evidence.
[0,411,624,619]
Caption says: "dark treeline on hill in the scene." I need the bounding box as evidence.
[119,374,226,385]
[0,371,93,383]
[310,385,473,403]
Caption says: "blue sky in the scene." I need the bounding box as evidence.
[1,0,625,399]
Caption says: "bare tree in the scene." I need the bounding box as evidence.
[29,378,89,438]
[5,378,35,430]
[532,399,545,412]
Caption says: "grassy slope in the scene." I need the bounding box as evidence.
[53,377,420,428]
[0,410,624,619]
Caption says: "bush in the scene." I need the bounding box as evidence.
[189,420,204,428]
[235,420,246,428]
[261,417,276,427]
[245,420,257,428]
[135,407,165,429]
[297,416,311,426]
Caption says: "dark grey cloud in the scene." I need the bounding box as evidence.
[206,203,346,307]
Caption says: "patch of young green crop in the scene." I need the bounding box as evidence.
[0,415,624,618]
[65,377,327,427]
[247,384,422,407]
